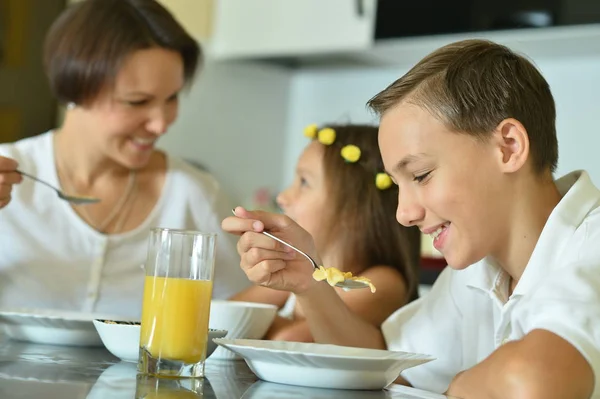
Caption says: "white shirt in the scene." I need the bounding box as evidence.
[278,293,296,320]
[0,132,250,318]
[383,170,600,397]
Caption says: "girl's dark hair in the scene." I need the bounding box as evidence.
[320,124,420,302]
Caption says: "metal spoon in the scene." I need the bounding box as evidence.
[261,231,369,290]
[17,170,100,205]
[231,210,368,290]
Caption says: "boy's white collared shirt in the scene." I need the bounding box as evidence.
[383,170,600,397]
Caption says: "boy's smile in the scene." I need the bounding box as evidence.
[422,222,450,251]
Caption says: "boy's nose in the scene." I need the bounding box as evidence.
[396,193,425,227]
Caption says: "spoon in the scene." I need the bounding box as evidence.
[17,170,101,205]
[232,210,369,290]
[262,231,369,290]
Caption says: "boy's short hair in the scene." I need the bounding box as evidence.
[44,0,201,105]
[367,39,558,174]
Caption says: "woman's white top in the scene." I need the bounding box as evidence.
[0,132,250,318]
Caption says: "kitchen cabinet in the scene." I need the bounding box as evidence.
[159,0,377,59]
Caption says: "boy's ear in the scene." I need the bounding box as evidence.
[492,118,530,173]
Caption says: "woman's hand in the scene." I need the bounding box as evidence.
[0,156,21,209]
[221,206,319,295]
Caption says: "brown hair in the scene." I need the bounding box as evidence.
[44,0,201,105]
[367,39,558,174]
[319,125,420,302]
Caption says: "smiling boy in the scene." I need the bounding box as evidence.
[223,39,600,399]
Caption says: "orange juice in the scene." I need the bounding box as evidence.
[140,276,213,363]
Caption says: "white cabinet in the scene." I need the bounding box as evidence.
[209,0,377,58]
[69,0,377,60]
[159,0,377,59]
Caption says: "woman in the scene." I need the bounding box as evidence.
[0,0,249,318]
[0,157,21,208]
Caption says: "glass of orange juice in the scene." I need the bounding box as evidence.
[136,375,205,398]
[138,228,217,378]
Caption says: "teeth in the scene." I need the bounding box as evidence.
[430,223,448,240]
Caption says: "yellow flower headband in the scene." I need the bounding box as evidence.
[303,124,393,190]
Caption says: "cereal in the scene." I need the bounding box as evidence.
[312,266,376,293]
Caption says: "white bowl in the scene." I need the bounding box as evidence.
[216,338,435,390]
[92,320,227,363]
[0,308,127,347]
[208,300,277,360]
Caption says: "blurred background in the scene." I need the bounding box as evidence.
[2,0,600,281]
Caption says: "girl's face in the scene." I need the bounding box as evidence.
[277,141,329,247]
[75,47,184,169]
[379,102,512,269]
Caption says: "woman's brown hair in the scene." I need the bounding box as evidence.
[44,0,201,105]
[319,124,420,302]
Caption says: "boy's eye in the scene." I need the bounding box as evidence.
[413,171,431,183]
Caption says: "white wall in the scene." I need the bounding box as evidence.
[283,66,397,185]
[158,61,293,205]
[159,43,600,207]
[541,55,600,180]
[283,54,600,187]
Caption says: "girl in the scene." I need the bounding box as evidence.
[231,124,420,342]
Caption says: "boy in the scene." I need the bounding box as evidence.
[223,39,600,398]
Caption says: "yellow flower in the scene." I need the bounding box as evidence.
[375,173,393,190]
[340,145,361,163]
[317,128,336,145]
[303,124,318,139]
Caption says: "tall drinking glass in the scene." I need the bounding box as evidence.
[135,375,205,398]
[138,228,217,378]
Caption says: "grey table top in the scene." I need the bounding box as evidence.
[0,334,450,399]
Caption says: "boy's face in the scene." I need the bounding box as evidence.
[379,103,511,269]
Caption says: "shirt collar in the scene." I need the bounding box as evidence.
[465,171,600,298]
[513,170,600,296]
